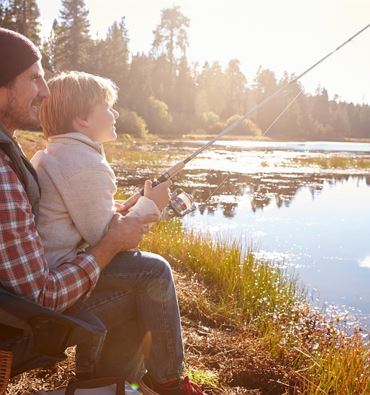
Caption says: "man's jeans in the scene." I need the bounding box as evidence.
[67,251,185,383]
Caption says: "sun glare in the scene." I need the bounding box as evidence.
[38,0,370,103]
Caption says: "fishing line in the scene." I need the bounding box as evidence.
[202,90,304,206]
[261,90,303,137]
[123,23,370,212]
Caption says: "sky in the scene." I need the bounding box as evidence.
[37,0,370,104]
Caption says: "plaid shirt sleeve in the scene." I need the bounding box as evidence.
[0,153,101,312]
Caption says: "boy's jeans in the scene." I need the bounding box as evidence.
[67,251,185,383]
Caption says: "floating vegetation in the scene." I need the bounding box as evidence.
[289,156,370,169]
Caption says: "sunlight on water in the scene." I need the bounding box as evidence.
[183,176,370,327]
[194,140,370,152]
[115,140,370,328]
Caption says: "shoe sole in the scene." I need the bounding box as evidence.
[138,379,160,395]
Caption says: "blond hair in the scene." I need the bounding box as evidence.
[40,71,118,137]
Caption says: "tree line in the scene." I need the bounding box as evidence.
[1,0,369,140]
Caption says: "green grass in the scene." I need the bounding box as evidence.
[141,220,370,394]
[290,156,370,169]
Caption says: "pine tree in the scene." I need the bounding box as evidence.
[0,0,15,29]
[126,53,153,114]
[0,0,41,46]
[152,6,190,68]
[54,0,92,71]
[98,18,129,106]
[224,59,247,118]
[151,5,190,109]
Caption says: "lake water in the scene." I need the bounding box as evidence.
[114,140,370,329]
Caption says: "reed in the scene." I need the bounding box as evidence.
[140,220,370,393]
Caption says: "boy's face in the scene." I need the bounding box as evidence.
[83,101,119,143]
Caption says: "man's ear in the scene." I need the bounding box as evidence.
[0,86,9,112]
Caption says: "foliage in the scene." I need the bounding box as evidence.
[53,0,92,71]
[91,18,129,107]
[141,220,370,394]
[200,112,225,134]
[143,96,173,135]
[0,0,41,45]
[4,1,370,139]
[151,5,190,67]
[290,156,370,169]
[116,108,148,138]
[225,115,261,137]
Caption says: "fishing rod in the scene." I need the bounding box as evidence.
[123,23,370,215]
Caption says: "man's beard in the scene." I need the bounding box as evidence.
[1,93,41,132]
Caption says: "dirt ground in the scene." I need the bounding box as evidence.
[6,269,295,395]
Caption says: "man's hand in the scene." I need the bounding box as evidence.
[144,179,172,210]
[114,200,129,215]
[89,212,159,270]
[109,212,158,251]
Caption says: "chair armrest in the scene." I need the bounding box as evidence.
[0,286,105,349]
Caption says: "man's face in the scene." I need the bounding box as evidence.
[0,61,49,134]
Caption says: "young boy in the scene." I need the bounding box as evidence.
[31,71,170,268]
[31,71,205,395]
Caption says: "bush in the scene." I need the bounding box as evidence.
[200,111,226,134]
[225,115,262,136]
[116,108,148,138]
[144,96,173,135]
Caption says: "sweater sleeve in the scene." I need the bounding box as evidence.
[63,169,116,246]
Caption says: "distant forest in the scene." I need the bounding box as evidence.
[1,0,369,140]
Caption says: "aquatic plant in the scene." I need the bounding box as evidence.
[141,219,370,393]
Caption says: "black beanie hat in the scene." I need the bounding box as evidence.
[0,28,41,87]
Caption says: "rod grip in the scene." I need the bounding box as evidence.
[121,161,185,210]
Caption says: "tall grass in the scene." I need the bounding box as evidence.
[141,220,370,394]
[291,156,370,170]
[141,220,300,331]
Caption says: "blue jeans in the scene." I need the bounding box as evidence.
[67,251,184,383]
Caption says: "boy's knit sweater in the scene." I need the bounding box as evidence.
[31,132,159,269]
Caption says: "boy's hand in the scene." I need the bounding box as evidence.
[143,179,172,211]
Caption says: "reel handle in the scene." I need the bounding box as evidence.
[121,162,185,211]
[120,174,172,211]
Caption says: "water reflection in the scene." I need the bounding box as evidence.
[114,161,370,215]
[112,142,370,328]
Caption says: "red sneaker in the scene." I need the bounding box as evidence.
[139,374,204,395]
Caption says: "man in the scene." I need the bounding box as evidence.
[0,28,203,395]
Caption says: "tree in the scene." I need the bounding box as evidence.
[152,6,190,69]
[117,108,148,138]
[271,72,305,138]
[225,115,261,137]
[97,18,130,106]
[224,59,247,118]
[173,56,195,115]
[0,1,15,29]
[126,53,153,114]
[143,96,173,135]
[196,61,227,117]
[0,0,41,46]
[53,0,92,71]
[251,67,280,134]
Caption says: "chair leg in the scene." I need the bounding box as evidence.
[65,376,125,394]
[0,350,12,395]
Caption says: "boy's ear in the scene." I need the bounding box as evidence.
[72,116,89,131]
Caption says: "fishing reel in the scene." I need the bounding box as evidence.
[167,188,196,217]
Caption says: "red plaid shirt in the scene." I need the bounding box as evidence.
[0,151,100,312]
